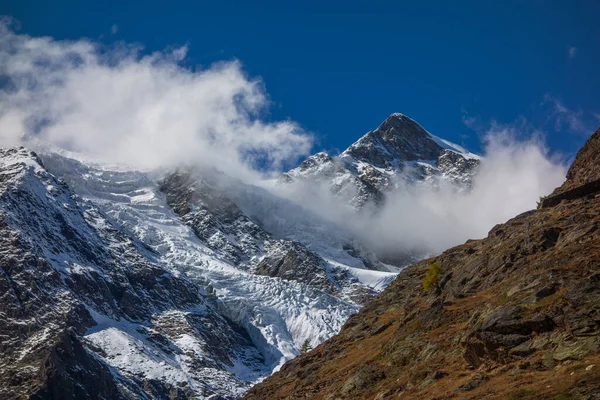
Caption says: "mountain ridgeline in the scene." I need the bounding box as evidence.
[244,127,600,399]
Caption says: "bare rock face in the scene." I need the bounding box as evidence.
[255,241,336,293]
[344,113,444,166]
[437,149,480,187]
[555,127,600,194]
[542,127,600,208]
[160,170,269,268]
[244,127,600,400]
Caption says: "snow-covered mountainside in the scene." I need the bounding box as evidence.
[0,147,396,399]
[281,113,480,208]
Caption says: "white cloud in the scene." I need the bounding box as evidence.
[568,46,577,59]
[0,19,313,181]
[274,122,567,257]
[364,125,565,254]
[0,20,571,259]
[111,24,119,35]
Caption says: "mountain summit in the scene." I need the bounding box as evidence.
[282,114,480,208]
[343,113,471,166]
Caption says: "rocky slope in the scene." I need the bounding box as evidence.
[281,113,480,208]
[244,128,600,399]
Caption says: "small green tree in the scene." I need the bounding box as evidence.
[536,196,546,210]
[301,339,312,354]
[422,261,443,293]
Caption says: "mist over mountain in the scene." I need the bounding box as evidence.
[273,114,566,261]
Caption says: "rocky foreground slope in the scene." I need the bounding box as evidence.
[245,128,600,399]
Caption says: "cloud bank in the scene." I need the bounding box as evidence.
[0,19,312,180]
[0,20,569,260]
[274,124,567,258]
[364,126,566,255]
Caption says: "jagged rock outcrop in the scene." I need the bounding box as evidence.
[159,169,388,303]
[159,170,270,268]
[554,127,600,194]
[244,128,600,399]
[254,241,336,293]
[542,127,600,208]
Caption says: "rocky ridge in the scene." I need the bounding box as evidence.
[245,127,600,399]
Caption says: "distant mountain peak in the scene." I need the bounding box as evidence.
[375,112,428,136]
[283,113,480,210]
[342,114,451,167]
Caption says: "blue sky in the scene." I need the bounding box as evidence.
[2,0,599,161]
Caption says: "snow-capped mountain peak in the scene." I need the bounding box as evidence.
[282,113,480,208]
[342,113,479,166]
[342,113,445,166]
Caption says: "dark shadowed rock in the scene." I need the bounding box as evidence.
[344,114,443,166]
[255,241,336,293]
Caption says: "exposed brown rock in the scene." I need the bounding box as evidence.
[554,127,600,195]
[244,128,600,400]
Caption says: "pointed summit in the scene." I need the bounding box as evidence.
[374,113,430,138]
[342,114,447,167]
[284,113,479,209]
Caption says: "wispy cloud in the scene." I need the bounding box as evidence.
[461,108,478,130]
[542,94,595,135]
[568,46,577,59]
[111,24,119,35]
[0,19,313,180]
